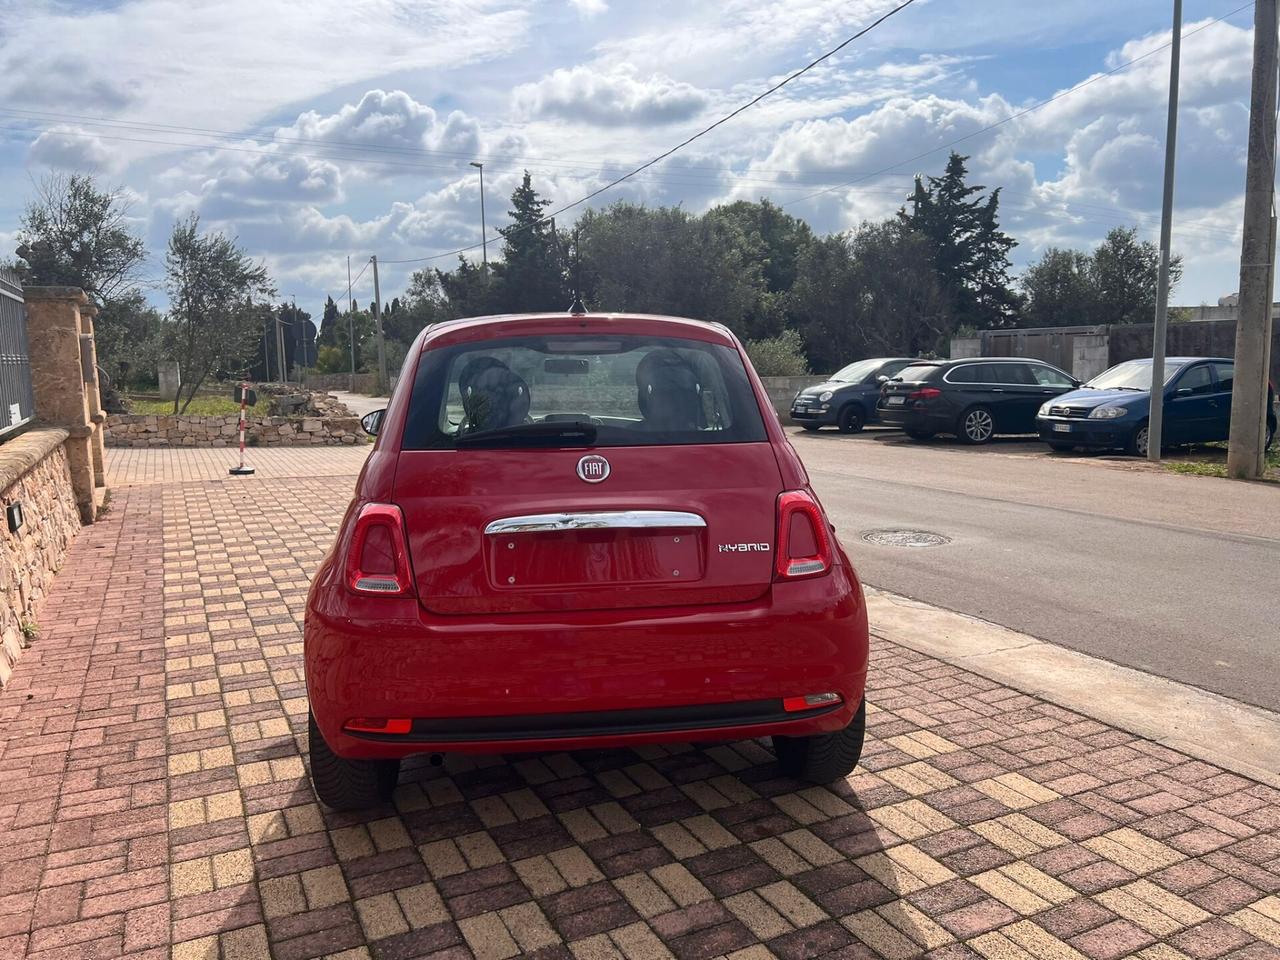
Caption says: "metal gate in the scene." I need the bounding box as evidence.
[0,267,36,440]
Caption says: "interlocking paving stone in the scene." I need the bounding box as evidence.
[1,451,1278,959]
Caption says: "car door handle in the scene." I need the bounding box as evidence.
[485,511,707,534]
[1041,389,1055,394]
[990,388,1004,393]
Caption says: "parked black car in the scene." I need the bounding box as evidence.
[1036,357,1277,456]
[878,358,1079,444]
[790,357,916,432]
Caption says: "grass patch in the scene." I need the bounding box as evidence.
[1162,443,1279,481]
[128,395,243,416]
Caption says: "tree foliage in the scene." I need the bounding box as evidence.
[789,221,948,372]
[1090,227,1182,326]
[164,214,275,412]
[1019,228,1183,327]
[745,329,808,377]
[15,172,150,378]
[901,152,1018,329]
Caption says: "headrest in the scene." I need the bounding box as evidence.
[462,365,530,431]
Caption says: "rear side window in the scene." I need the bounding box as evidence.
[993,363,1037,385]
[402,335,768,449]
[1211,362,1234,392]
[947,363,989,383]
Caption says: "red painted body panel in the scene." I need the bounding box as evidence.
[305,313,870,758]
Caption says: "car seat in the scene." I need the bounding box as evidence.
[636,349,704,431]
[461,365,531,432]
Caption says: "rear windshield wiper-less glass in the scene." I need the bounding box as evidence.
[454,420,598,448]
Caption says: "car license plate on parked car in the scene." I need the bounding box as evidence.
[1052,423,1071,433]
[887,396,905,406]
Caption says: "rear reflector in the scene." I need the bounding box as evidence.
[783,692,843,713]
[346,503,415,596]
[775,490,833,580]
[343,717,412,735]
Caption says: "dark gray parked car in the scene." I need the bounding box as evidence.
[790,358,916,433]
[878,357,1080,444]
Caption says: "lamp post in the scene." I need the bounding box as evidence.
[470,161,488,267]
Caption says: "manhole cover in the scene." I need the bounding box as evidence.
[861,529,951,548]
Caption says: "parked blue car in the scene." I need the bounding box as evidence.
[1036,357,1277,457]
[790,357,916,432]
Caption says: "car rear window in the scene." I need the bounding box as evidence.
[895,364,940,382]
[401,334,768,449]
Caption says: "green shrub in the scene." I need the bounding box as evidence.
[745,329,809,377]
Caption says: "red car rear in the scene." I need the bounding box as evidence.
[304,312,870,809]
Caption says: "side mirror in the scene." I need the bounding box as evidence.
[1071,379,1082,388]
[876,375,889,384]
[360,409,386,435]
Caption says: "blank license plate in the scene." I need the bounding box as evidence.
[1052,423,1072,433]
[887,396,905,406]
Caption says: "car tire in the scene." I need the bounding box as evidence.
[1126,422,1150,458]
[957,406,995,445]
[904,429,934,441]
[837,405,865,434]
[773,699,866,783]
[1047,442,1075,452]
[308,711,400,810]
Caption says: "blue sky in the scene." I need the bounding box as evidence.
[0,0,1261,317]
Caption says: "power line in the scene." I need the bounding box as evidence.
[376,0,921,265]
[781,1,1256,209]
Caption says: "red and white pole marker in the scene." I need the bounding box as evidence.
[229,380,256,476]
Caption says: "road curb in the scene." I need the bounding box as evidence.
[865,586,1280,789]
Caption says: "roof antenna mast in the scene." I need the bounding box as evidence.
[567,226,586,315]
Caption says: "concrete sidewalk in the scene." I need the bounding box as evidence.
[0,453,1278,960]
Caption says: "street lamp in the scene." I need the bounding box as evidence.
[469,161,488,267]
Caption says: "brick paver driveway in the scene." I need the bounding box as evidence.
[2,448,1279,960]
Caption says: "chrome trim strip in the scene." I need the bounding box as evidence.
[485,510,707,535]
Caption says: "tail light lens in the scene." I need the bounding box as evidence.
[908,387,942,401]
[775,490,833,580]
[345,503,415,596]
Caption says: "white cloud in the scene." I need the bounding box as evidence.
[568,0,607,18]
[27,126,120,173]
[514,66,710,126]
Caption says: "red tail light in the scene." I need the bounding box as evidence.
[345,503,415,596]
[775,490,833,580]
[908,387,942,401]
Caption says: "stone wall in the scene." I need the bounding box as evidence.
[758,375,827,418]
[304,372,379,393]
[105,414,367,447]
[0,428,81,688]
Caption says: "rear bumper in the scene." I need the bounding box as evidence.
[877,404,949,431]
[305,562,869,759]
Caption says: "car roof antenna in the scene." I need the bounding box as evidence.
[566,226,587,315]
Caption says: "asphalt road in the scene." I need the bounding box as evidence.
[792,427,1280,712]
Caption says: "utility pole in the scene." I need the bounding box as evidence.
[292,295,302,385]
[470,161,488,267]
[1228,0,1279,479]
[371,255,389,395]
[1147,0,1183,461]
[275,305,288,384]
[346,255,356,393]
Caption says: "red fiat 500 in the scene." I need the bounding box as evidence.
[304,312,870,809]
